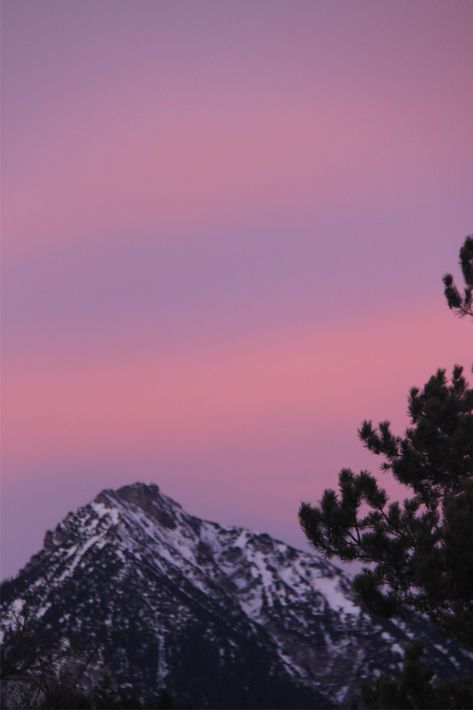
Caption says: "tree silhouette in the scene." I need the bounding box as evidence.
[299,235,473,706]
[443,235,473,318]
[300,236,473,642]
[0,604,177,709]
[0,609,92,709]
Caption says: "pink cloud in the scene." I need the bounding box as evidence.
[3,90,470,257]
[3,303,470,481]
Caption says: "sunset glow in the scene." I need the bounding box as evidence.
[1,0,472,579]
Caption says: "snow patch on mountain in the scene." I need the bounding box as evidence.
[2,482,473,709]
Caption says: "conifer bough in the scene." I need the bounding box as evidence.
[299,236,473,650]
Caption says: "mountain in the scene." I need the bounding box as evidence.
[1,482,473,709]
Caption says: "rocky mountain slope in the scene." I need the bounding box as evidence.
[1,482,472,708]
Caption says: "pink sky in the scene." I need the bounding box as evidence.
[1,0,472,579]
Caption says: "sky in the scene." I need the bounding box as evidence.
[1,0,472,580]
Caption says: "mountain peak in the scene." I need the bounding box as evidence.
[91,481,183,530]
[117,480,161,499]
[3,483,472,709]
[94,480,162,506]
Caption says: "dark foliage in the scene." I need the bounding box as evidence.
[0,620,176,710]
[299,365,473,645]
[362,643,473,709]
[0,608,42,685]
[443,235,473,318]
[92,680,177,709]
[299,236,473,706]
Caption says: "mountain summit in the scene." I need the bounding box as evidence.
[2,482,472,708]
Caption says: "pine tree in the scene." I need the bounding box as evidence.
[299,237,473,644]
[299,237,473,707]
[443,235,473,318]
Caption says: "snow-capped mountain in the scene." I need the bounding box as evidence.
[1,482,472,708]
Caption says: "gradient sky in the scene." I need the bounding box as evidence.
[1,0,472,580]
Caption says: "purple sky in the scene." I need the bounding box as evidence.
[1,0,472,580]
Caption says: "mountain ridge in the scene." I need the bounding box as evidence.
[2,482,472,709]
